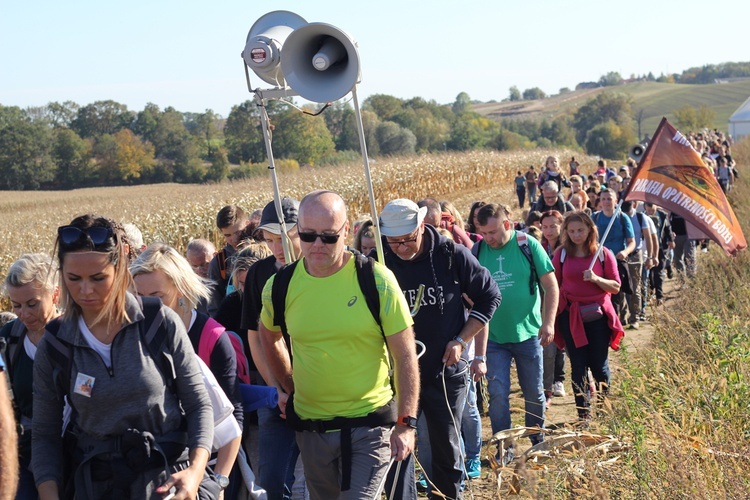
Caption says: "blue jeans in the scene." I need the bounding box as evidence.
[486,337,545,444]
[257,405,300,499]
[461,376,482,459]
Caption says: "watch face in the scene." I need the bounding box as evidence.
[216,474,230,489]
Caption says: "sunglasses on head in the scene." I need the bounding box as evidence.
[57,225,113,250]
[298,220,346,244]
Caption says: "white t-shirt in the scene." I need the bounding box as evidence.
[79,317,113,368]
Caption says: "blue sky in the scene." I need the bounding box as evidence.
[2,0,748,117]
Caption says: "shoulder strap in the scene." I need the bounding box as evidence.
[352,250,382,335]
[440,238,460,285]
[42,318,73,400]
[271,261,299,338]
[196,314,222,368]
[138,297,177,395]
[217,248,228,280]
[6,320,26,375]
[516,231,538,295]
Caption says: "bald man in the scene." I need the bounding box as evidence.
[259,190,419,499]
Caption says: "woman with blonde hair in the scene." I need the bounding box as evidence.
[2,253,60,499]
[33,215,214,499]
[131,243,245,497]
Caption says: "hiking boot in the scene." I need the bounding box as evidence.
[465,456,481,479]
[552,381,566,397]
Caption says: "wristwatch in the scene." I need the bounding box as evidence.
[453,336,468,351]
[215,474,230,490]
[397,415,418,429]
[474,355,487,362]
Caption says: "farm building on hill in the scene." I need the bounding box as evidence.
[729,96,750,141]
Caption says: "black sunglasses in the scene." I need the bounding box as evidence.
[298,221,346,244]
[57,225,113,250]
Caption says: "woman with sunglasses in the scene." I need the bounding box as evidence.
[551,212,624,421]
[131,243,244,498]
[32,215,213,500]
[1,253,60,499]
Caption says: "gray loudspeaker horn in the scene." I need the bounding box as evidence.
[629,142,648,162]
[281,22,360,103]
[242,11,308,87]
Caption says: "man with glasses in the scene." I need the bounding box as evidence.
[259,190,419,499]
[378,198,500,499]
[530,181,575,214]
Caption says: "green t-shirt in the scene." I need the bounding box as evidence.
[260,253,413,420]
[477,233,554,344]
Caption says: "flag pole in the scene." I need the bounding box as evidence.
[589,199,623,271]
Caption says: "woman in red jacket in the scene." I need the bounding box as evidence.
[552,212,624,420]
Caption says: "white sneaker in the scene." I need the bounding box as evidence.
[552,381,566,397]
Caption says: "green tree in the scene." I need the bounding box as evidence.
[193,109,223,159]
[0,105,55,189]
[584,120,634,159]
[673,106,698,131]
[205,147,230,182]
[696,105,717,129]
[363,94,404,121]
[375,121,417,155]
[509,86,521,101]
[133,103,161,143]
[53,128,93,188]
[572,91,634,146]
[71,100,134,138]
[151,108,203,182]
[598,71,622,87]
[272,107,335,164]
[224,101,266,164]
[93,129,155,185]
[448,113,499,150]
[522,87,546,100]
[452,92,472,114]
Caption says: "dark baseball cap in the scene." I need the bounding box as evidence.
[257,197,299,235]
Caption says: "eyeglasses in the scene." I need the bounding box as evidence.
[386,233,420,247]
[298,220,347,244]
[57,225,113,250]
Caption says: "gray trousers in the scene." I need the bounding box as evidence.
[296,426,392,500]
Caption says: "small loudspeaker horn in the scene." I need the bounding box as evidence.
[281,22,360,103]
[629,142,648,162]
[242,11,307,87]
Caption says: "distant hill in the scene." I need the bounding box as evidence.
[473,80,750,138]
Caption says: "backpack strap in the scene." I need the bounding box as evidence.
[516,231,539,295]
[5,319,26,376]
[138,296,177,395]
[194,313,217,367]
[271,261,299,338]
[42,318,73,402]
[217,249,228,281]
[470,239,483,259]
[351,250,382,335]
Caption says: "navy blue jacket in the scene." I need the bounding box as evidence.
[381,225,501,380]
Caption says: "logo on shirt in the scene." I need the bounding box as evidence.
[347,296,357,307]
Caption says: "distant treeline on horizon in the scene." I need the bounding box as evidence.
[1,61,746,191]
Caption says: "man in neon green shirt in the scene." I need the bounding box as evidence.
[259,190,420,499]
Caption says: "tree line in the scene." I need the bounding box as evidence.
[0,86,719,190]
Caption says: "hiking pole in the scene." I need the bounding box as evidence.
[589,199,623,270]
[351,86,385,263]
[255,89,293,265]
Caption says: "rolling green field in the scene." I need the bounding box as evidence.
[474,80,750,137]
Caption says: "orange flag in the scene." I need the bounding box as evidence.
[624,117,746,256]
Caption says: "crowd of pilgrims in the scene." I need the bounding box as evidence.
[1,137,728,498]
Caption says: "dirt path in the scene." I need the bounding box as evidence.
[460,271,681,499]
